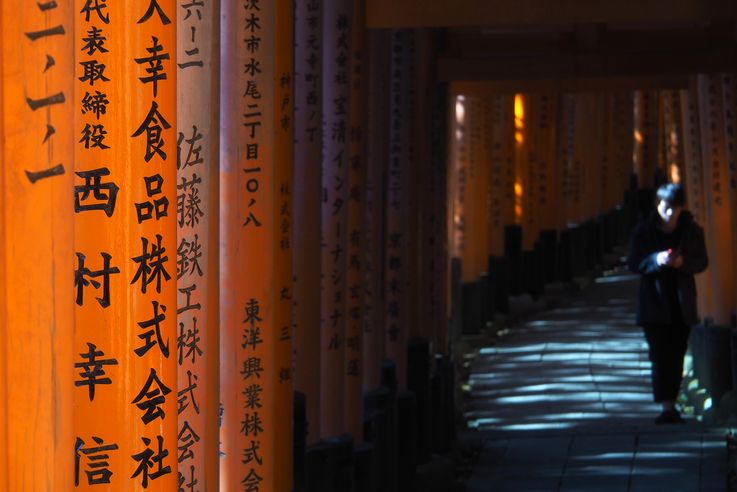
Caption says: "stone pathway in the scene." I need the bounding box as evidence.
[464,270,728,491]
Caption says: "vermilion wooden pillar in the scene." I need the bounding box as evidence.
[74,0,178,489]
[449,94,468,263]
[590,95,606,218]
[294,0,324,445]
[476,98,492,277]
[363,29,390,392]
[176,0,220,489]
[535,94,559,233]
[220,0,294,489]
[320,0,352,438]
[570,94,593,223]
[435,87,452,355]
[661,90,683,184]
[1,2,74,489]
[679,84,712,319]
[463,97,485,280]
[385,28,413,389]
[696,74,736,325]
[344,0,366,441]
[722,75,737,317]
[633,90,660,188]
[611,93,635,207]
[487,95,516,256]
[413,30,436,342]
[558,95,576,228]
[601,95,617,211]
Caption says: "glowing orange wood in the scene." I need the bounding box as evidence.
[73,0,178,489]
[1,2,74,489]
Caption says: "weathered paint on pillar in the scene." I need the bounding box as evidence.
[320,0,352,438]
[385,28,413,390]
[344,0,366,442]
[73,0,178,489]
[0,2,74,489]
[363,29,389,392]
[220,0,294,489]
[294,0,323,445]
[696,74,736,325]
[176,0,220,488]
[679,85,712,319]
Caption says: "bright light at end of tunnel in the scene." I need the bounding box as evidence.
[514,94,524,144]
[455,95,466,125]
[670,164,681,184]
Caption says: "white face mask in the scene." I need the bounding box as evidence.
[657,200,682,228]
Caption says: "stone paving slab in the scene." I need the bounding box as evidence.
[464,269,729,491]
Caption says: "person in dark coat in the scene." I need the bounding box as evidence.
[627,183,708,424]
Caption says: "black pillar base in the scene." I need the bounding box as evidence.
[408,338,432,465]
[539,229,558,284]
[294,391,308,491]
[488,256,509,314]
[397,391,418,491]
[364,385,397,492]
[504,224,524,296]
[431,354,455,453]
[354,442,376,492]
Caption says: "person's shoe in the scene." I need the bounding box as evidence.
[654,409,686,424]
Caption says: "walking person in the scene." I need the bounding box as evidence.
[628,183,708,424]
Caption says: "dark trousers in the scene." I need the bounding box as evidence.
[642,323,690,402]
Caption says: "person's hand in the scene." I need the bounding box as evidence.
[666,252,684,268]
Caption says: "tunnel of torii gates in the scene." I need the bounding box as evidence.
[3,0,737,490]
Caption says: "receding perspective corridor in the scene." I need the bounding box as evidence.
[4,1,737,491]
